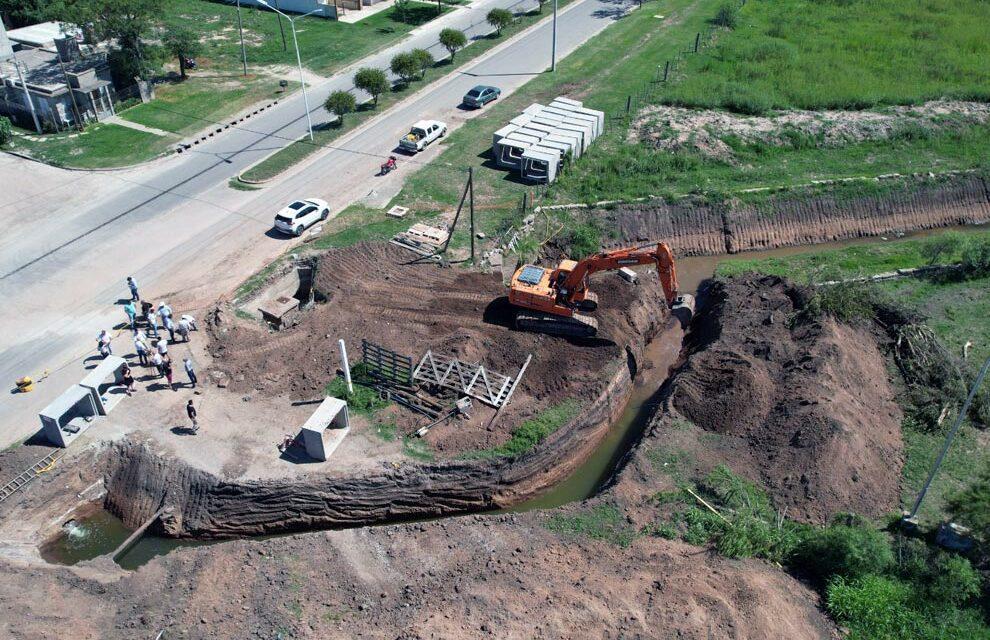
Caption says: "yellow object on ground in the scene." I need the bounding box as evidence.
[16,377,34,393]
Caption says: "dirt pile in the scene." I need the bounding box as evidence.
[596,173,990,256]
[209,242,663,455]
[665,275,903,523]
[630,100,990,160]
[0,511,835,640]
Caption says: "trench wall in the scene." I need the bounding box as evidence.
[104,299,665,538]
[601,174,990,256]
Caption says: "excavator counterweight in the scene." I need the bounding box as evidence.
[507,243,680,337]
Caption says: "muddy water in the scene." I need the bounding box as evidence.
[40,226,986,568]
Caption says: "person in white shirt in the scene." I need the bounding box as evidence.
[183,358,198,388]
[156,339,169,360]
[133,334,149,366]
[177,318,191,342]
[151,351,164,378]
[180,314,197,331]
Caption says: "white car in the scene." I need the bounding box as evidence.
[398,120,447,153]
[273,198,329,236]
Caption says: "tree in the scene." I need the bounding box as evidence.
[485,9,513,36]
[960,236,990,277]
[390,52,419,85]
[920,231,964,265]
[439,28,467,61]
[323,90,356,124]
[0,116,12,147]
[712,2,738,28]
[486,8,513,36]
[55,0,160,80]
[353,67,390,105]
[163,27,201,79]
[410,48,434,78]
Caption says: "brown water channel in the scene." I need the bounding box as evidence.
[40,227,984,568]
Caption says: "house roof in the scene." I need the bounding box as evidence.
[6,22,81,48]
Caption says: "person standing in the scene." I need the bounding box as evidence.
[156,338,169,360]
[147,310,160,339]
[123,301,138,334]
[162,359,175,391]
[97,330,112,357]
[163,315,176,342]
[126,276,139,302]
[157,301,173,323]
[121,364,135,396]
[183,358,198,388]
[186,400,199,433]
[151,351,164,378]
[133,334,149,366]
[176,317,191,343]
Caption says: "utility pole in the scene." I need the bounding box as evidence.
[907,355,990,522]
[12,59,42,133]
[550,0,558,71]
[259,1,319,141]
[469,167,475,263]
[236,0,248,76]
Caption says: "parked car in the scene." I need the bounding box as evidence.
[398,120,447,153]
[273,198,329,236]
[463,85,501,108]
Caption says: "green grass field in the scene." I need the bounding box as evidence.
[9,124,176,168]
[659,0,990,113]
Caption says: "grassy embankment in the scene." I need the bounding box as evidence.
[239,0,567,182]
[10,0,449,167]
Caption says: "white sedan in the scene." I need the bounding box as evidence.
[273,198,330,236]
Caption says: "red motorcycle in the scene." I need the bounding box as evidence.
[379,155,397,176]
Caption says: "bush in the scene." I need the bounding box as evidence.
[560,221,602,259]
[712,2,739,28]
[324,375,386,415]
[354,67,390,105]
[960,236,990,277]
[792,515,893,585]
[0,116,11,146]
[920,231,965,266]
[800,281,879,323]
[948,461,990,543]
[826,574,917,638]
[486,8,513,36]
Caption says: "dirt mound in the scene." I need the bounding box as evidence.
[668,275,903,523]
[209,242,662,455]
[631,100,990,161]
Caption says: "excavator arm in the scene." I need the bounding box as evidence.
[559,243,679,306]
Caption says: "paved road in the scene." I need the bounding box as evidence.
[0,0,636,448]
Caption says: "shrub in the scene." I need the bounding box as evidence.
[0,116,11,146]
[560,221,602,259]
[947,461,990,543]
[410,48,434,78]
[439,28,467,60]
[712,3,739,28]
[920,231,965,266]
[390,52,419,85]
[960,236,990,277]
[826,574,916,637]
[354,67,390,105]
[324,375,385,415]
[486,8,513,36]
[324,90,356,123]
[792,515,893,585]
[800,281,878,323]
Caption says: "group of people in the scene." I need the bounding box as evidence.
[93,277,203,432]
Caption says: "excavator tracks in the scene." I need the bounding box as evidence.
[514,311,599,338]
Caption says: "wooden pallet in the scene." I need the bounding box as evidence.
[0,450,60,505]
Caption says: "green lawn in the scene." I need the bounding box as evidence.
[715,228,990,281]
[659,0,990,112]
[161,0,451,76]
[240,1,575,182]
[9,124,176,169]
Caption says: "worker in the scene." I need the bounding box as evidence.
[120,364,135,396]
[186,400,198,433]
[162,359,175,391]
[126,276,139,302]
[163,315,176,342]
[183,358,197,388]
[97,330,112,357]
[157,301,173,322]
[180,314,198,331]
[155,338,169,360]
[176,317,191,343]
[133,334,149,366]
[147,308,160,339]
[123,301,138,334]
[151,351,164,378]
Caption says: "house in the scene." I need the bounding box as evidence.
[0,21,115,131]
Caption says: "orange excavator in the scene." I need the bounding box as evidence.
[508,243,681,337]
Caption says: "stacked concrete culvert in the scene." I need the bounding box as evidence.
[491,97,605,183]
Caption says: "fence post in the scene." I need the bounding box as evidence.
[694,32,700,53]
[625,95,631,116]
[663,60,670,82]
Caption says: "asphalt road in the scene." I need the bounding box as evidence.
[0,0,636,448]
